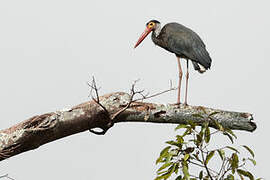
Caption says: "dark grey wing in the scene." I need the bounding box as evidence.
[165,23,212,69]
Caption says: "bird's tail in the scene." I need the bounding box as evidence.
[193,46,212,71]
[192,62,206,73]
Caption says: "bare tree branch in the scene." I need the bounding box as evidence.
[87,78,177,135]
[88,76,110,116]
[0,174,15,180]
[0,88,256,161]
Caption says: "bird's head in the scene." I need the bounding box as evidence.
[134,20,160,48]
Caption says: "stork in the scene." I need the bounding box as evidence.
[134,20,212,105]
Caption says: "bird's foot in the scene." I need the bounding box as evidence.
[183,102,189,107]
[170,102,189,108]
[170,102,181,108]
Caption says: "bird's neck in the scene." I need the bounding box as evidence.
[153,24,161,37]
[151,24,162,46]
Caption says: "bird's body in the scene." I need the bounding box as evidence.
[151,22,212,73]
[134,20,212,105]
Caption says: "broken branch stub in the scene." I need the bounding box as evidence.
[0,92,256,161]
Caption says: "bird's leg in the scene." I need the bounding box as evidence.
[184,60,189,105]
[176,57,183,104]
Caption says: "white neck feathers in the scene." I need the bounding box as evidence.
[153,23,161,37]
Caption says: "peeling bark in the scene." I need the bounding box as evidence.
[0,92,256,161]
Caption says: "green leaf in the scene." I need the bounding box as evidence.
[242,145,255,158]
[199,124,206,139]
[165,153,173,164]
[175,124,188,130]
[175,175,182,180]
[225,129,237,139]
[156,156,164,165]
[212,120,224,131]
[205,126,211,143]
[197,106,207,114]
[231,153,239,174]
[247,158,256,166]
[223,132,234,143]
[155,173,169,180]
[196,134,203,146]
[199,171,203,180]
[205,151,215,165]
[184,147,194,154]
[187,120,197,129]
[166,163,177,179]
[182,162,189,180]
[203,121,209,128]
[157,170,168,175]
[154,176,163,180]
[156,146,171,164]
[182,128,192,137]
[237,169,254,180]
[225,174,235,180]
[166,141,181,147]
[176,135,184,144]
[192,113,205,119]
[209,111,220,117]
[155,163,177,180]
[170,149,178,156]
[183,154,190,161]
[239,173,245,180]
[160,146,171,156]
[225,146,239,153]
[192,153,200,162]
[217,149,225,160]
[157,162,173,172]
[174,163,179,174]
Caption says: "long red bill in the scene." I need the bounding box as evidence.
[134,27,152,48]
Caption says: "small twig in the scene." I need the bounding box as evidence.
[87,76,110,116]
[220,159,231,179]
[210,130,220,136]
[110,81,138,120]
[87,78,177,135]
[189,161,217,174]
[137,88,177,101]
[189,174,200,179]
[0,174,15,180]
[87,78,149,135]
[200,149,214,180]
[217,156,226,178]
[87,77,113,134]
[133,86,177,102]
[87,76,100,102]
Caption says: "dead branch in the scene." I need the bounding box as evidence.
[0,84,256,161]
[87,78,176,135]
[0,174,15,180]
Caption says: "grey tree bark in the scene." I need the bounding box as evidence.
[0,92,256,161]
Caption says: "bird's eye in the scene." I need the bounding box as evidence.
[148,22,155,27]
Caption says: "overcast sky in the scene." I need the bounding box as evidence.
[0,0,269,179]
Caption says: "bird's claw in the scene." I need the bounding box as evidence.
[183,102,189,107]
[169,102,181,108]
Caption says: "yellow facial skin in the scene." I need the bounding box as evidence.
[147,22,155,29]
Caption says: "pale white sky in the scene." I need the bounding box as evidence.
[0,0,269,179]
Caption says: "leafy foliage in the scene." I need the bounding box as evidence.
[155,111,260,180]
